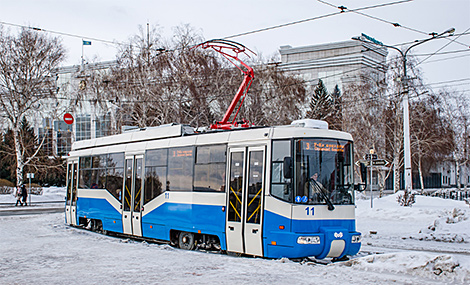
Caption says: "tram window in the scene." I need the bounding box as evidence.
[272,140,290,161]
[108,153,124,168]
[144,166,166,203]
[194,145,226,192]
[196,145,226,164]
[79,156,91,169]
[246,151,263,224]
[66,164,72,205]
[144,149,168,202]
[106,167,123,200]
[228,152,244,222]
[271,140,293,203]
[167,147,194,191]
[90,169,106,189]
[79,169,92,188]
[146,149,168,166]
[78,152,124,195]
[92,155,106,168]
[194,163,226,192]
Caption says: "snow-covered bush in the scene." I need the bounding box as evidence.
[397,190,415,206]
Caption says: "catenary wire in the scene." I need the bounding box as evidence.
[317,0,470,49]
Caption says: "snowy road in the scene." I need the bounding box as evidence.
[0,212,466,284]
[0,189,469,284]
[0,205,63,216]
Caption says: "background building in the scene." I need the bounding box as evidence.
[35,61,116,157]
[278,39,388,91]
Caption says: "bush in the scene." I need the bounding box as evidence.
[0,179,14,187]
[397,190,416,207]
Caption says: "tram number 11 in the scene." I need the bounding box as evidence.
[305,207,314,216]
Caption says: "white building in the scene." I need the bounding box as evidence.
[278,39,388,91]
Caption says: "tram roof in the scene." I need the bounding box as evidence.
[71,121,352,152]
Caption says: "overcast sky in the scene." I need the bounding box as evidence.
[1,0,469,95]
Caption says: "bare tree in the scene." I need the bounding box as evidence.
[409,94,454,191]
[343,71,388,193]
[439,91,470,190]
[0,26,66,186]
[97,24,306,131]
[241,58,306,126]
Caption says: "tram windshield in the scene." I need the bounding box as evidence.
[294,139,354,205]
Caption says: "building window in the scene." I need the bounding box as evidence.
[95,114,112,138]
[76,115,91,141]
[39,118,54,156]
[54,120,72,156]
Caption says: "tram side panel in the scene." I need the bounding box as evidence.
[141,192,227,248]
[76,189,123,233]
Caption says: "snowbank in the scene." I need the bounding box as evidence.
[356,192,470,241]
[339,252,470,283]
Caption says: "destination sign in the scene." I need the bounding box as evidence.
[303,141,345,152]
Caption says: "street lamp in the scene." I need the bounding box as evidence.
[352,28,455,193]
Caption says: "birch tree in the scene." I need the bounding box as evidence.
[0,26,66,186]
[409,94,454,191]
[439,91,470,190]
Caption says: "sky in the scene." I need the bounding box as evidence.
[0,0,469,95]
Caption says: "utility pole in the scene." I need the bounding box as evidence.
[370,149,374,208]
[352,28,455,193]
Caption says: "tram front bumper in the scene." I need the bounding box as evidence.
[264,229,361,259]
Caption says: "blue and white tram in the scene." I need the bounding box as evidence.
[65,119,361,259]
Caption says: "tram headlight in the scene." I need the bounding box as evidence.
[351,235,361,243]
[297,236,321,244]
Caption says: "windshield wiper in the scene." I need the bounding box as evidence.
[310,179,335,211]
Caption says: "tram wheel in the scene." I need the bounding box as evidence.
[178,232,196,250]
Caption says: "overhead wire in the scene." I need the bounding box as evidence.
[0,1,466,111]
[0,0,413,57]
[317,0,470,49]
[0,20,118,45]
[416,27,470,66]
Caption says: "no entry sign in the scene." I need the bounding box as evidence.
[63,113,74,125]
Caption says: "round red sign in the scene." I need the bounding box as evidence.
[63,113,74,125]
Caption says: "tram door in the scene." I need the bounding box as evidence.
[226,146,265,256]
[65,160,78,225]
[122,155,143,236]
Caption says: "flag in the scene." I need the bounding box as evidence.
[83,40,92,46]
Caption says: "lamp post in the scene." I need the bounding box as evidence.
[352,28,455,193]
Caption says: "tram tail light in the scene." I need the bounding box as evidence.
[297,236,320,244]
[351,235,361,243]
[279,225,285,230]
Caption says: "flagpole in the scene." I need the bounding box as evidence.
[81,39,84,72]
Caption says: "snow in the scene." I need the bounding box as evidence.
[1,188,469,284]
[0,186,65,204]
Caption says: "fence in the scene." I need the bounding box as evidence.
[424,189,470,201]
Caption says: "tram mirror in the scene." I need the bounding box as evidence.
[354,183,366,192]
[283,157,293,179]
[360,162,367,185]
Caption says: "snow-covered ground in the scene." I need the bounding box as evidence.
[0,186,65,205]
[0,188,469,284]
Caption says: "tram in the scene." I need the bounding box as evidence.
[65,119,362,259]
